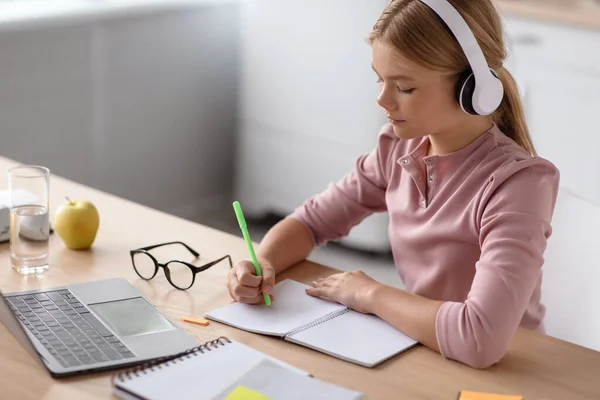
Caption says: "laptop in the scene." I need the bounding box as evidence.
[0,277,199,377]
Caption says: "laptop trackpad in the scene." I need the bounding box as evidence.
[88,297,175,337]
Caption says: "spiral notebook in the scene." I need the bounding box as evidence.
[111,336,363,400]
[204,279,418,368]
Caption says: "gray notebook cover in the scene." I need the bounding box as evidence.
[214,358,364,400]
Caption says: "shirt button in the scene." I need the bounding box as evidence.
[429,176,434,183]
[401,159,408,165]
[421,199,426,206]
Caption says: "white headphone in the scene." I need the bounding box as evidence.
[419,0,504,116]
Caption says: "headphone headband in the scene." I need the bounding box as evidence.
[419,0,504,115]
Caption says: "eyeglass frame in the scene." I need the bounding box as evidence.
[130,241,232,290]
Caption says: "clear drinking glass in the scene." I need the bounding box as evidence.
[8,165,50,275]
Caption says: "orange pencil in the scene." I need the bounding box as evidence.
[181,316,210,326]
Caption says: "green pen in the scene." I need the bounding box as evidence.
[233,201,271,306]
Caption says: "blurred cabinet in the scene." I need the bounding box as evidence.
[234,0,392,253]
[504,15,600,205]
[0,3,240,221]
[503,14,600,351]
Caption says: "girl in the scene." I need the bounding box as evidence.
[226,0,559,369]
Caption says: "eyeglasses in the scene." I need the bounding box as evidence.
[130,241,232,290]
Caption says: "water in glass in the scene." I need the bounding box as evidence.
[10,204,50,274]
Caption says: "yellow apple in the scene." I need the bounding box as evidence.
[54,197,100,250]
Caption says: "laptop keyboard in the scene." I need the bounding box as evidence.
[6,289,136,368]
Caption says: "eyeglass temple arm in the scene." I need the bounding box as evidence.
[135,241,200,257]
[193,255,233,273]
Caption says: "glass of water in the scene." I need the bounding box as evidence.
[8,165,50,275]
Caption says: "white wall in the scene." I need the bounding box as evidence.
[541,189,600,351]
[503,15,600,351]
[0,4,240,221]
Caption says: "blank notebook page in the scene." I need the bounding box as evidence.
[205,280,346,336]
[287,311,418,367]
[113,341,307,400]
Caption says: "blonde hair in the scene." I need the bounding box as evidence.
[368,0,536,156]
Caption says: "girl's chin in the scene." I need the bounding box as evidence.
[391,123,412,139]
[391,123,429,141]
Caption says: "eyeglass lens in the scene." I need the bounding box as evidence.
[164,261,194,289]
[132,252,156,279]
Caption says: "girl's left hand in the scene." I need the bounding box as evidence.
[305,270,380,314]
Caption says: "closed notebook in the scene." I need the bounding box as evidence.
[111,336,309,400]
[214,358,364,400]
[204,279,418,368]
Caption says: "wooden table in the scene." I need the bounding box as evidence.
[1,155,599,400]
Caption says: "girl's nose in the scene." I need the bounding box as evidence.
[377,86,398,112]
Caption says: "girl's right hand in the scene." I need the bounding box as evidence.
[226,259,275,304]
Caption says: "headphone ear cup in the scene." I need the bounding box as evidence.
[456,69,477,115]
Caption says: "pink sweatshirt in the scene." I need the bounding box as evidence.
[290,123,560,368]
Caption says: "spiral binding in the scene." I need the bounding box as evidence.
[112,336,231,383]
[286,308,350,337]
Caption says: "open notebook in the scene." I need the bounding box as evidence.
[205,279,418,368]
[111,336,363,400]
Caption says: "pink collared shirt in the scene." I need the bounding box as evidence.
[290,123,560,368]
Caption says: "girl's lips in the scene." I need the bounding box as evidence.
[388,117,405,125]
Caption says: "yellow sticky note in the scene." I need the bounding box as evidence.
[223,385,271,400]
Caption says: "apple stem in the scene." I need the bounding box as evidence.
[65,196,73,205]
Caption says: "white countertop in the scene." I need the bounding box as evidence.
[0,0,242,32]
[494,0,600,31]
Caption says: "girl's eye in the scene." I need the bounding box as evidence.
[398,87,415,94]
[376,78,415,94]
